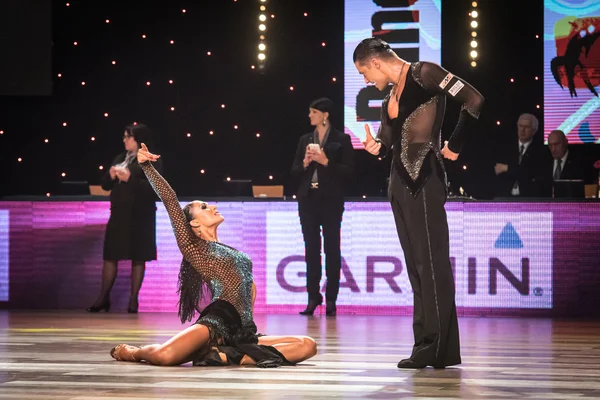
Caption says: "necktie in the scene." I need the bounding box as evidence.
[518,144,525,164]
[554,159,562,180]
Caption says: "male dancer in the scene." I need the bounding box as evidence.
[353,38,484,369]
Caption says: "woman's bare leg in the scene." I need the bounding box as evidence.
[239,335,317,365]
[112,324,212,366]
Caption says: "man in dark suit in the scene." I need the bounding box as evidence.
[547,129,590,197]
[494,113,550,197]
[548,129,586,181]
[290,98,354,317]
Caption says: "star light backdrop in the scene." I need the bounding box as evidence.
[1,0,599,200]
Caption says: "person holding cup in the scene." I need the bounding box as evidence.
[290,98,354,317]
[87,123,161,314]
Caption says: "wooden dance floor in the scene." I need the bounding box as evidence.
[0,311,599,399]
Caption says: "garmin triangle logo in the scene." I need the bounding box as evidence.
[494,223,524,249]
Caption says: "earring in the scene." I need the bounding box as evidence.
[322,119,327,126]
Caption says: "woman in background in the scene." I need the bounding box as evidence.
[87,123,161,313]
[290,98,354,316]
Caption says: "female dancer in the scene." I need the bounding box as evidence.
[110,144,317,367]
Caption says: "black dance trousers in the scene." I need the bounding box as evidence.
[389,156,461,367]
[298,190,344,303]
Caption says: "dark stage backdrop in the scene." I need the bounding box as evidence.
[0,1,599,199]
[0,0,52,96]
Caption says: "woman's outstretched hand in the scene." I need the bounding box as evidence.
[137,143,161,163]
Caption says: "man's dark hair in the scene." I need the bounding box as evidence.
[353,37,396,65]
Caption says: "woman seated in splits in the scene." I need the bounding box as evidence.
[110,143,317,367]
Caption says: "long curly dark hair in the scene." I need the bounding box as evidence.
[177,203,211,323]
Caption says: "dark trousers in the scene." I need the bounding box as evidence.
[389,155,461,367]
[298,190,344,303]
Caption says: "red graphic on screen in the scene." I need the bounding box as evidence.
[550,17,600,97]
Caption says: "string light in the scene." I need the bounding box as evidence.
[271,14,275,19]
[44,138,49,143]
[146,81,151,86]
[62,122,68,127]
[170,40,175,44]
[57,73,62,78]
[510,78,514,83]
[73,41,78,46]
[251,65,256,69]
[292,195,297,199]
[81,81,86,86]
[496,121,501,125]
[535,76,539,80]
[170,106,175,111]
[46,193,51,197]
[233,125,239,129]
[536,105,541,109]
[321,42,326,47]
[142,34,147,39]
[91,136,96,141]
[290,86,294,91]
[209,130,214,135]
[104,112,109,117]
[168,79,174,84]
[463,165,468,170]
[269,175,273,180]
[111,60,116,65]
[256,133,261,137]
[221,104,226,108]
[303,12,308,17]
[469,7,478,67]
[186,133,191,137]
[200,169,205,174]
[332,77,337,82]
[99,166,104,170]
[0,130,4,135]
[207,51,212,56]
[362,195,367,199]
[66,2,70,6]
[17,158,22,162]
[61,172,66,177]
[182,9,186,14]
[105,19,110,24]
[226,177,231,181]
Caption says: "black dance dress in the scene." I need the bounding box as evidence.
[140,161,291,367]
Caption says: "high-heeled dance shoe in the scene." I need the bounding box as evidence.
[325,301,336,316]
[299,299,323,316]
[86,301,111,313]
[127,298,138,313]
[110,344,138,362]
